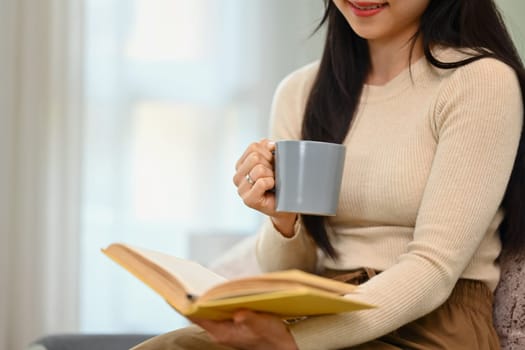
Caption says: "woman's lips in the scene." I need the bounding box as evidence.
[347,1,388,17]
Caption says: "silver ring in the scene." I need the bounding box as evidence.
[245,173,255,185]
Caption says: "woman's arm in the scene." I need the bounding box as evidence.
[287,58,523,349]
[254,63,321,273]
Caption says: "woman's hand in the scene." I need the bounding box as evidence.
[191,310,299,350]
[233,139,297,236]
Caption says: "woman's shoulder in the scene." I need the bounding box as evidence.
[431,47,522,129]
[269,61,320,139]
[433,46,518,81]
[282,60,320,84]
[428,47,520,109]
[274,60,320,100]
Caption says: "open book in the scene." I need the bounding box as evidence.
[102,243,374,320]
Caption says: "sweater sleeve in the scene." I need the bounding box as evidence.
[256,62,320,273]
[289,58,523,349]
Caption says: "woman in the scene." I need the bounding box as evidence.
[135,0,525,349]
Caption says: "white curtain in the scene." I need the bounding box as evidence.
[0,0,84,349]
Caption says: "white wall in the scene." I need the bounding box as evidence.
[498,0,525,58]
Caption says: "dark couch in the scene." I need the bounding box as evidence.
[28,334,155,350]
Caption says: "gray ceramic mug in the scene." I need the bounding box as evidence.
[274,140,346,216]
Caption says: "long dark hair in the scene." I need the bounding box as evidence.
[302,0,525,258]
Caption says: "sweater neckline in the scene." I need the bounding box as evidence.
[361,56,429,102]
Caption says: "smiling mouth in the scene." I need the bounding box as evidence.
[349,1,389,11]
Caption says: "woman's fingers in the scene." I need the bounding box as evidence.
[235,139,274,171]
[233,151,273,187]
[192,311,298,350]
[233,139,277,216]
[248,164,274,187]
[238,165,275,210]
[241,176,276,212]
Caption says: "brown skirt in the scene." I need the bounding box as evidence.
[340,272,501,349]
[132,269,501,350]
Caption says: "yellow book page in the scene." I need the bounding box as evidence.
[201,269,356,301]
[104,243,227,296]
[102,245,193,314]
[102,243,374,320]
[188,288,374,320]
[103,243,227,315]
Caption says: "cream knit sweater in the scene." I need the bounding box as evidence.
[255,49,523,349]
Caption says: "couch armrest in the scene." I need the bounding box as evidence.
[29,334,155,350]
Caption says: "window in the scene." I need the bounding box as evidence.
[81,0,323,333]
